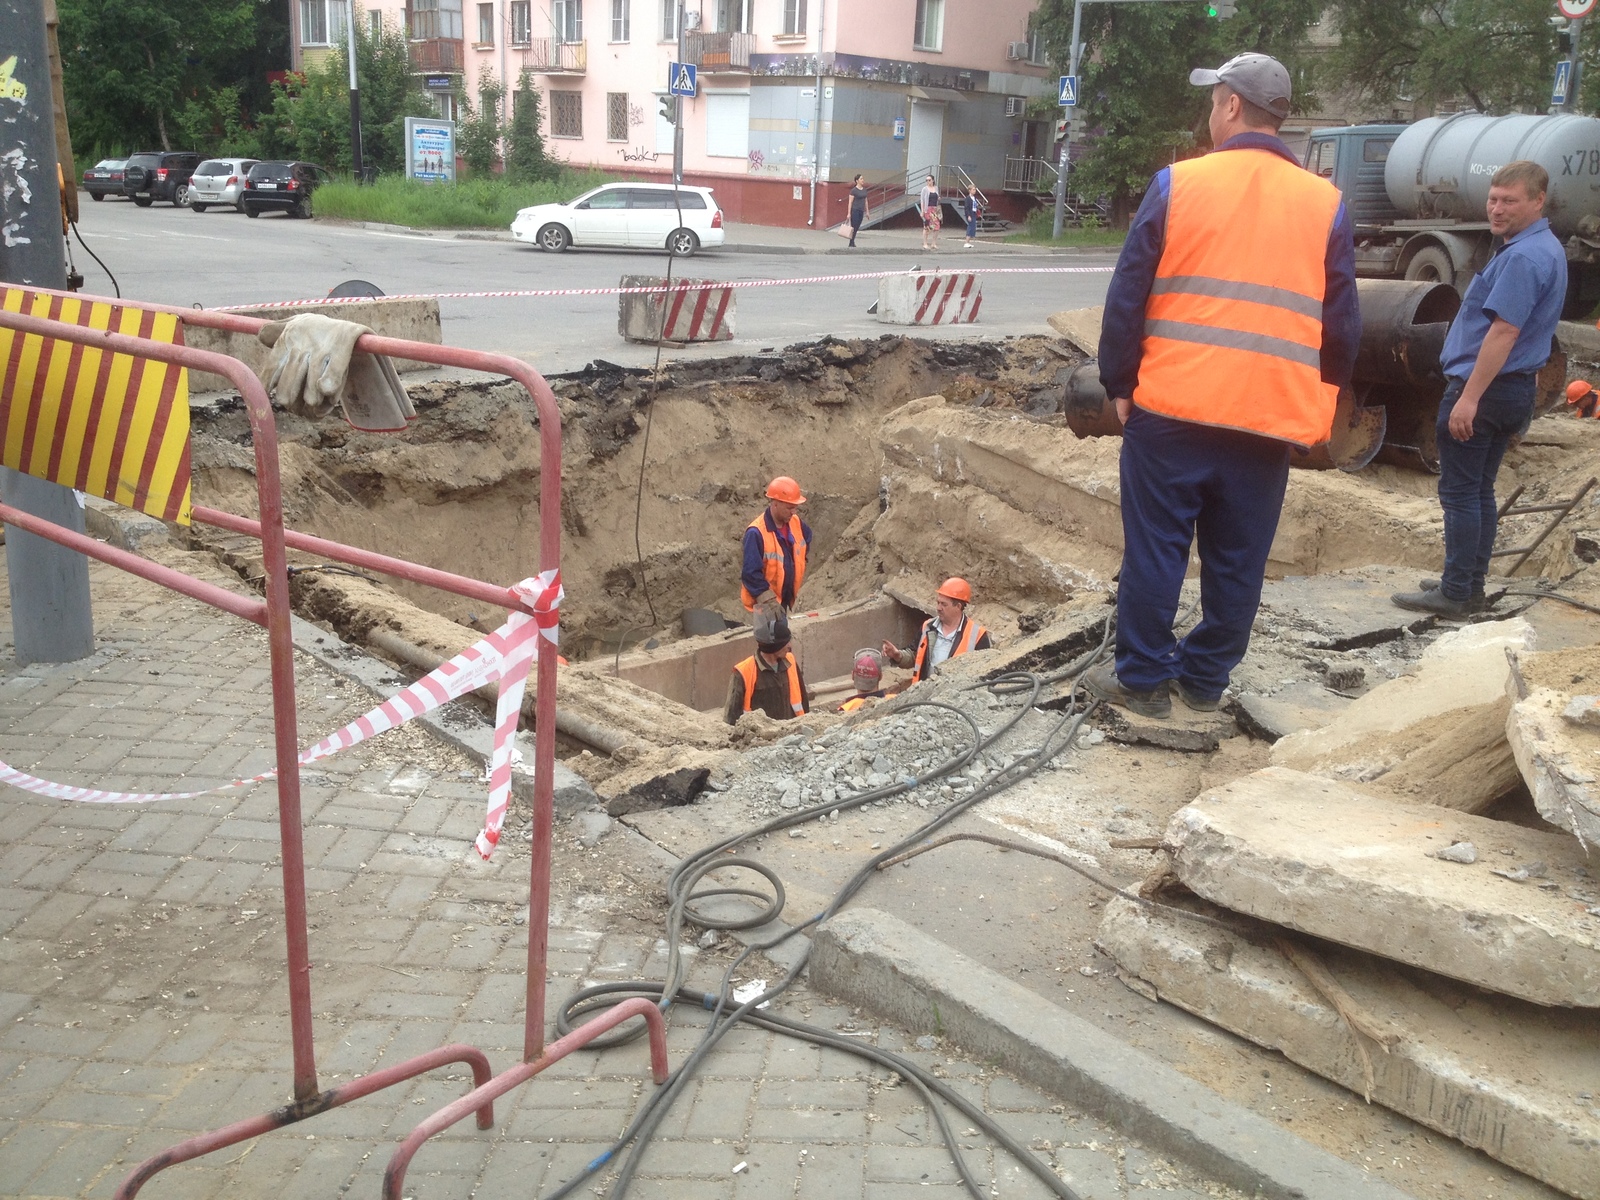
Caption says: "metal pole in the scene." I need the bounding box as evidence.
[1051,0,1083,239]
[0,0,93,665]
[673,1,685,183]
[346,0,364,181]
[1564,17,1586,114]
[807,0,825,225]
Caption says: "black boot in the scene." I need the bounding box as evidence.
[1391,588,1472,617]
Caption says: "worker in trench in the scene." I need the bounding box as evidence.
[1085,52,1360,720]
[724,609,812,724]
[881,577,992,684]
[1391,161,1568,618]
[838,649,892,712]
[740,476,813,621]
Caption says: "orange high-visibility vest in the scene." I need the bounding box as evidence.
[911,616,988,684]
[733,651,807,717]
[740,513,808,610]
[1133,149,1343,449]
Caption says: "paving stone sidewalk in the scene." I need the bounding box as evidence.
[0,561,1239,1199]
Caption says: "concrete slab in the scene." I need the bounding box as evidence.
[1507,643,1600,851]
[1272,618,1534,812]
[1096,896,1600,1200]
[1255,571,1437,651]
[1096,704,1237,754]
[1232,682,1352,743]
[811,907,1418,1200]
[1046,306,1103,356]
[1168,767,1600,1007]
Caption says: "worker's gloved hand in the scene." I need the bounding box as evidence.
[754,590,783,619]
[258,313,416,432]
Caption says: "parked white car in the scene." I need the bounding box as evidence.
[188,158,260,213]
[511,182,724,256]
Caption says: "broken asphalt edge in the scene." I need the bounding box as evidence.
[811,907,1420,1200]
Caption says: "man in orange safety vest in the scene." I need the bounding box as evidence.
[724,609,811,724]
[740,476,813,618]
[882,577,992,684]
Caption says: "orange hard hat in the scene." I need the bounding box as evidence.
[766,476,806,504]
[1567,379,1597,405]
[937,576,972,603]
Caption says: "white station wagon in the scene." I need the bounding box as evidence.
[511,182,725,257]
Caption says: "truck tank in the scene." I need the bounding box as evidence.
[1384,112,1600,239]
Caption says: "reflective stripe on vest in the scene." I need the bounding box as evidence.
[911,616,987,684]
[734,651,806,716]
[739,512,808,611]
[1132,149,1343,449]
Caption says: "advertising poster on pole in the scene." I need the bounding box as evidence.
[405,116,456,183]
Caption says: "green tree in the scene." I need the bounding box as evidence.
[456,80,506,176]
[264,11,432,176]
[58,0,260,157]
[1031,0,1321,226]
[505,72,558,183]
[176,85,264,159]
[1324,1,1557,116]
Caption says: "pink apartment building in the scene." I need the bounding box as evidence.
[290,0,1057,226]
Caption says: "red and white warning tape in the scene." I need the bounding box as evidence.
[225,265,1114,310]
[0,569,564,860]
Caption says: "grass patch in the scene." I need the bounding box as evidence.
[1003,207,1126,248]
[314,169,618,229]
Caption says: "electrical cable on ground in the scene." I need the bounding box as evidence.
[544,617,1120,1199]
[1502,586,1600,617]
[69,219,119,297]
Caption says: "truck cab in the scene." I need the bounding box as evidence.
[1304,125,1406,227]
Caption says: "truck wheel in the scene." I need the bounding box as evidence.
[1404,246,1453,285]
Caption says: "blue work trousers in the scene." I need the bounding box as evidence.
[1115,407,1291,700]
[1434,374,1535,601]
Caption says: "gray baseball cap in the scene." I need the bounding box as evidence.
[1190,52,1291,119]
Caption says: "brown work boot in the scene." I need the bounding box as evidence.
[1417,578,1488,612]
[1082,661,1171,719]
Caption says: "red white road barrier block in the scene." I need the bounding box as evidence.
[0,570,563,860]
[876,271,983,326]
[618,274,736,343]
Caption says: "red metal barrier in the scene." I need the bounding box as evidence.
[0,289,669,1197]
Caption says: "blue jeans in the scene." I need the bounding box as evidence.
[1115,408,1291,700]
[1435,374,1535,601]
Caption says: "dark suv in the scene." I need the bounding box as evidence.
[120,152,202,207]
[242,161,331,219]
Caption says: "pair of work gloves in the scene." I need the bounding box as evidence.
[257,313,417,432]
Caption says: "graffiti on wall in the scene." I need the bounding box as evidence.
[749,51,987,92]
[621,146,660,162]
[747,148,765,172]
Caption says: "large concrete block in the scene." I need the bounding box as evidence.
[618,275,735,343]
[184,297,443,392]
[1271,618,1533,811]
[1097,896,1600,1199]
[876,272,982,325]
[1506,644,1600,850]
[1168,767,1600,1007]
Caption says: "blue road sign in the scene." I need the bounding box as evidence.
[1554,60,1573,107]
[669,61,698,98]
[1058,75,1078,107]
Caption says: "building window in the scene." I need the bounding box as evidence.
[433,92,459,121]
[551,90,583,137]
[554,0,582,43]
[511,0,530,43]
[607,92,628,140]
[477,2,494,44]
[369,8,382,35]
[913,0,942,51]
[660,0,675,41]
[705,91,749,157]
[301,0,327,44]
[1027,27,1048,66]
[611,0,630,41]
[716,0,748,34]
[410,0,464,41]
[782,0,806,36]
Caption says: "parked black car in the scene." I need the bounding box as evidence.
[242,161,331,219]
[81,158,125,201]
[120,152,202,207]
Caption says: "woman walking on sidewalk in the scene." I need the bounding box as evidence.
[962,185,981,248]
[919,175,942,251]
[848,174,868,247]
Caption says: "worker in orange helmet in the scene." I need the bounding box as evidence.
[740,476,814,619]
[882,577,992,684]
[1567,379,1599,420]
[838,649,892,712]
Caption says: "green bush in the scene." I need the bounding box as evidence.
[313,169,617,228]
[505,73,558,184]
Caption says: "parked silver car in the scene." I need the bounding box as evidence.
[188,158,260,213]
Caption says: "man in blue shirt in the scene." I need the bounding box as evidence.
[1392,161,1567,617]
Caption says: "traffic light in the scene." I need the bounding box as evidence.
[1206,1,1236,16]
[659,93,678,125]
[1055,119,1069,141]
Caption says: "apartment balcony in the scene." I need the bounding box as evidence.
[408,37,463,73]
[683,30,755,71]
[519,37,587,73]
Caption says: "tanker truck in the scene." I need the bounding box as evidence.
[1306,112,1600,317]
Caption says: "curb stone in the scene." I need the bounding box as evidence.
[811,907,1419,1200]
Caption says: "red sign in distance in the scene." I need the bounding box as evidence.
[1559,0,1596,20]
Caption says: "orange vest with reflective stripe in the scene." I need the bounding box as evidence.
[1133,149,1343,449]
[740,513,808,611]
[912,616,987,684]
[733,651,806,717]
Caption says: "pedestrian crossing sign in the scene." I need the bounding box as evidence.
[1058,75,1077,106]
[669,61,698,97]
